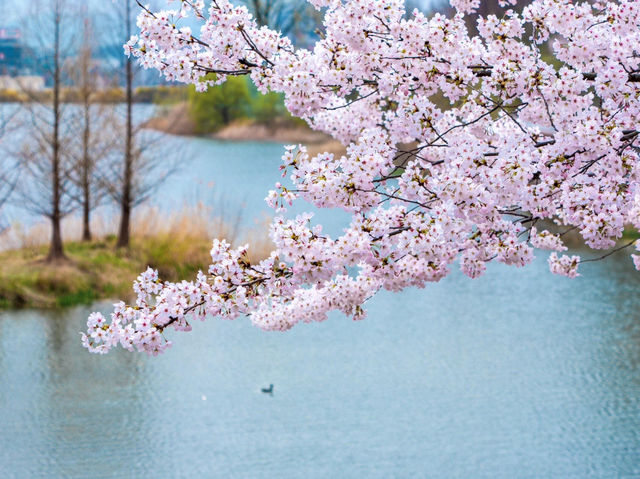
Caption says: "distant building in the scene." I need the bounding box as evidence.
[0,28,22,75]
[0,75,45,91]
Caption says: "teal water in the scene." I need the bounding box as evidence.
[1,136,639,477]
[159,136,348,235]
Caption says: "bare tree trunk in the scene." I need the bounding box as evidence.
[48,0,65,261]
[81,15,92,242]
[117,0,133,249]
[82,196,91,240]
[117,198,131,248]
[82,98,91,241]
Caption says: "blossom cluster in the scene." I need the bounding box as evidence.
[85,0,640,354]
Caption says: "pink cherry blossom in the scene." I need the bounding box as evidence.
[84,0,640,355]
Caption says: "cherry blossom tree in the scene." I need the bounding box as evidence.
[84,0,640,355]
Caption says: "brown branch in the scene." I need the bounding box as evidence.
[579,240,636,264]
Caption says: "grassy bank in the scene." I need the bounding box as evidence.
[0,207,273,309]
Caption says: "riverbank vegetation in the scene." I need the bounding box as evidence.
[0,206,273,309]
[144,77,332,143]
[187,77,307,133]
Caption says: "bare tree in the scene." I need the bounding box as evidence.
[99,121,176,230]
[48,0,66,259]
[14,0,76,261]
[77,12,95,241]
[13,105,77,256]
[101,0,175,248]
[99,0,137,248]
[66,9,113,241]
[0,106,20,234]
[117,0,135,248]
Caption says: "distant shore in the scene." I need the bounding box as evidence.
[0,85,187,104]
[144,102,347,156]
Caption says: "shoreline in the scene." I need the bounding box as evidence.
[143,102,347,154]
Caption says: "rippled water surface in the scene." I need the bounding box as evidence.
[1,137,640,477]
[2,254,640,478]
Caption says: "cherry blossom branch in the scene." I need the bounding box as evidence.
[83,0,640,356]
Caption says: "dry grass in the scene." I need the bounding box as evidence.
[0,205,273,308]
[129,204,273,279]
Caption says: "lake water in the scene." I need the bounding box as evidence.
[1,134,640,477]
[119,134,350,238]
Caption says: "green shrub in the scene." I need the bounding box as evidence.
[250,91,287,125]
[188,77,251,133]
